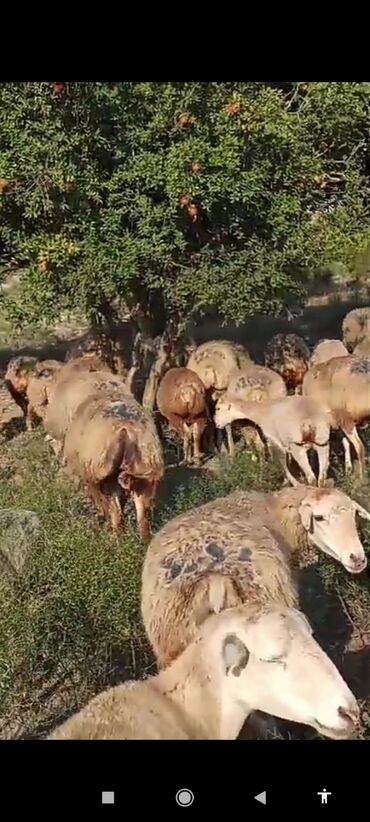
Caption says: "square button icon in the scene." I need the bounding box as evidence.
[102,791,115,805]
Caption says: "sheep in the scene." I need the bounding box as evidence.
[342,306,370,352]
[44,368,125,451]
[302,354,370,476]
[141,485,369,668]
[62,389,164,537]
[4,356,62,430]
[214,394,331,487]
[187,339,251,452]
[309,339,349,368]
[264,333,310,394]
[218,363,287,456]
[354,337,370,357]
[48,602,359,740]
[187,339,251,396]
[156,367,209,465]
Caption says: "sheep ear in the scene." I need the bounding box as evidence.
[300,504,312,531]
[352,500,370,521]
[222,633,249,677]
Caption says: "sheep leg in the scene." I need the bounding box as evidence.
[216,427,226,453]
[108,493,125,534]
[269,441,299,486]
[182,426,193,464]
[87,481,110,519]
[342,425,366,478]
[342,436,353,474]
[226,423,235,458]
[192,421,203,465]
[132,484,156,540]
[289,444,317,486]
[315,443,330,487]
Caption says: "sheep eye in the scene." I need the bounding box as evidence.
[313,515,325,522]
[261,654,285,664]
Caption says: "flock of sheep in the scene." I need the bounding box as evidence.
[2,304,370,740]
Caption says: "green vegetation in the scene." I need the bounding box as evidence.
[0,83,369,343]
[0,429,369,739]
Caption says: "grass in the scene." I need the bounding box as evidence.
[0,425,369,740]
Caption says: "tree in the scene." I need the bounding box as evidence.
[0,82,369,399]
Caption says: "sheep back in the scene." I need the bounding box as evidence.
[64,393,164,483]
[44,370,125,443]
[225,364,287,403]
[310,339,349,368]
[156,367,208,421]
[142,490,295,664]
[187,340,250,392]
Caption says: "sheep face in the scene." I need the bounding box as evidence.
[214,398,243,429]
[221,606,359,739]
[298,489,368,574]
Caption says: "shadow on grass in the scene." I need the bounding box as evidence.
[0,415,26,441]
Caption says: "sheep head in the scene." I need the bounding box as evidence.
[218,604,358,739]
[298,487,368,574]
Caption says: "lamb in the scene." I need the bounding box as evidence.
[264,333,310,393]
[156,367,209,465]
[48,602,359,740]
[309,339,349,368]
[302,354,370,476]
[214,394,331,487]
[342,306,370,352]
[141,485,369,668]
[62,389,164,537]
[4,356,62,430]
[218,363,287,456]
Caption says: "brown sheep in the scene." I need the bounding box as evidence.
[141,485,369,668]
[63,390,164,537]
[4,356,62,430]
[264,333,310,394]
[309,339,349,368]
[302,354,370,476]
[49,602,359,740]
[156,367,209,465]
[342,306,370,352]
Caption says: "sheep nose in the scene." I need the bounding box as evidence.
[349,553,367,572]
[338,704,360,727]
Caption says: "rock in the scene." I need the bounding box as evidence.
[0,509,40,576]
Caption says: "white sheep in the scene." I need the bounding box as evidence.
[141,485,369,668]
[218,363,287,456]
[342,306,370,352]
[214,394,331,486]
[49,602,359,740]
[309,339,349,368]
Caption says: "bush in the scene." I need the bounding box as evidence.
[0,83,369,338]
